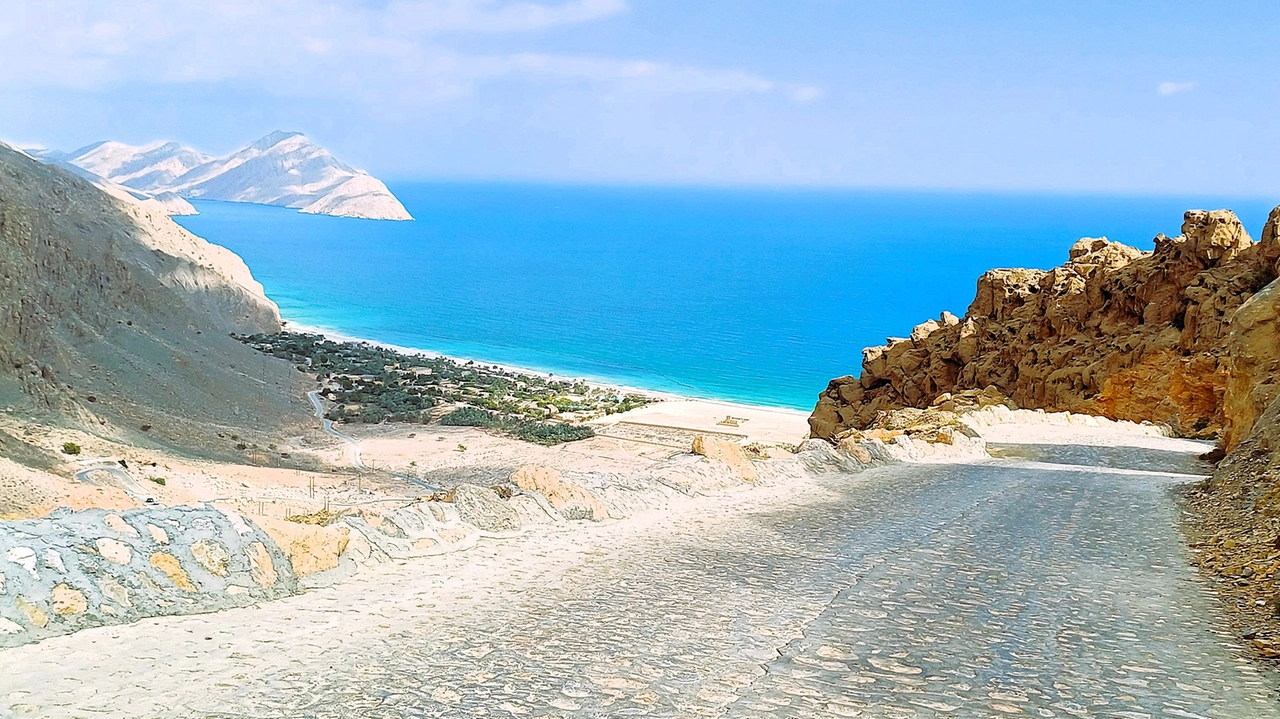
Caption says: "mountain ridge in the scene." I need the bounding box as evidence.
[28,132,411,222]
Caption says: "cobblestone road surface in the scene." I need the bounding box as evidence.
[1,443,1275,718]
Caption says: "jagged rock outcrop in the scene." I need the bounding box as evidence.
[1222,207,1280,450]
[0,142,311,452]
[811,208,1280,441]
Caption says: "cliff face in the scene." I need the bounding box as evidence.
[0,143,310,451]
[810,208,1280,441]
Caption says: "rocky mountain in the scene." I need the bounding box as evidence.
[58,140,213,193]
[810,208,1280,441]
[31,132,411,222]
[167,131,411,221]
[0,142,311,455]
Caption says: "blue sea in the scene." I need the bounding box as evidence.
[175,185,1277,410]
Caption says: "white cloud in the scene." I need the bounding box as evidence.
[0,0,790,107]
[790,85,825,102]
[506,54,774,93]
[1157,81,1195,96]
[0,0,632,89]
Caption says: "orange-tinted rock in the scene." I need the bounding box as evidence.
[246,542,278,587]
[690,435,757,482]
[811,209,1280,441]
[51,584,88,616]
[14,596,48,628]
[1224,278,1280,450]
[510,466,609,521]
[255,516,351,576]
[149,552,196,592]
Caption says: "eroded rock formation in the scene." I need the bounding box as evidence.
[811,208,1280,441]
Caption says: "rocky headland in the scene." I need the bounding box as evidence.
[811,204,1280,656]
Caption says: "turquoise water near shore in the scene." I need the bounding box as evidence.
[175,185,1276,409]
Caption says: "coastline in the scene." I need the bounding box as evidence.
[279,318,814,418]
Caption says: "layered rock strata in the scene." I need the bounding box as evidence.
[811,209,1280,441]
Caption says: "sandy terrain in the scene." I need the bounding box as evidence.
[349,398,811,485]
[0,394,811,524]
[592,397,810,444]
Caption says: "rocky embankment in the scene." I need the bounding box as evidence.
[0,424,999,648]
[811,208,1280,441]
[0,505,297,648]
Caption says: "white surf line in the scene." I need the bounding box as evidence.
[998,460,1208,480]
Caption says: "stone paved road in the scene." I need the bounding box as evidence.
[1,442,1276,718]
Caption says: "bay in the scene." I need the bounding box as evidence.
[175,184,1276,409]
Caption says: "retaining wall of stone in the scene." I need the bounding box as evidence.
[0,505,298,648]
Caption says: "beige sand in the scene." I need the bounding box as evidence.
[0,394,810,525]
[591,398,811,445]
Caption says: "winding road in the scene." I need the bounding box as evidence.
[73,462,155,505]
[3,433,1275,717]
[307,389,438,491]
[308,389,366,470]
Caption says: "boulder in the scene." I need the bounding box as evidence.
[255,516,352,577]
[690,435,757,482]
[510,466,609,521]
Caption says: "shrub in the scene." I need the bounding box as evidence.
[438,406,593,445]
[508,420,595,446]
[61,442,82,455]
[148,476,166,486]
[440,407,498,427]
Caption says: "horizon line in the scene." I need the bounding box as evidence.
[373,176,1280,203]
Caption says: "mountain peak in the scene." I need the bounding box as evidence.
[250,131,306,151]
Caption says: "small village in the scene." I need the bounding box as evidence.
[235,331,656,443]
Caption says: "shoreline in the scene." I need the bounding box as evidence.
[279,318,815,417]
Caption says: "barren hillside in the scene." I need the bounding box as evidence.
[0,143,312,459]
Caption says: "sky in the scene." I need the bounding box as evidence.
[2,0,1278,194]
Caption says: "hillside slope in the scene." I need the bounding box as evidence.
[0,143,311,456]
